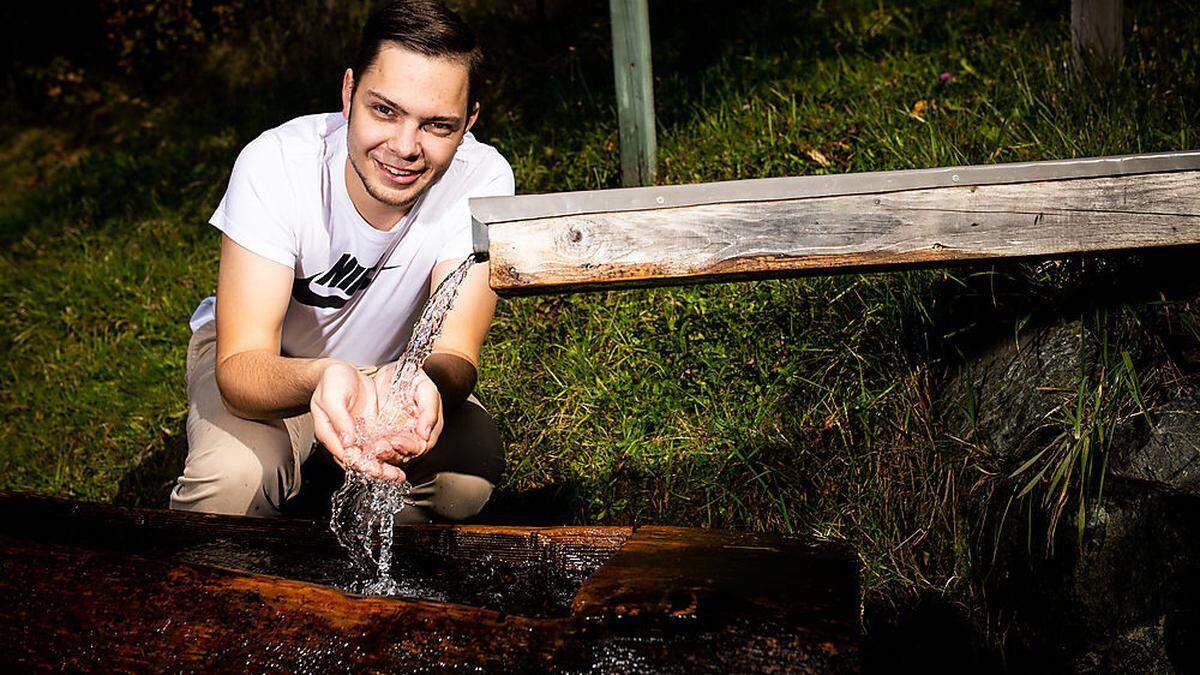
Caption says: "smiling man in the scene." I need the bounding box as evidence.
[170,0,510,520]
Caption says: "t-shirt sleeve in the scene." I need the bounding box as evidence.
[435,155,516,264]
[209,134,298,269]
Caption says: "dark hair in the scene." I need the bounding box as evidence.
[351,0,483,110]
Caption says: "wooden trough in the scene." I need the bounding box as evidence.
[0,493,861,672]
[472,150,1200,295]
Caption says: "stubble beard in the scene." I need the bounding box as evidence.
[347,149,419,212]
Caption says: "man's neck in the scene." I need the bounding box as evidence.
[344,158,411,231]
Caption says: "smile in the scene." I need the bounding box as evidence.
[376,159,424,185]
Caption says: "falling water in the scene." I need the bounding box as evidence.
[329,471,412,595]
[329,254,480,595]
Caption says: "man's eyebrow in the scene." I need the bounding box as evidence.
[366,90,463,125]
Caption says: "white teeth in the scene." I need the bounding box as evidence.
[381,162,417,176]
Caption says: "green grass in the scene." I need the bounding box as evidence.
[1,0,1198,605]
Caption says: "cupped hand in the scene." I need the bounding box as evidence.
[411,367,444,452]
[371,364,444,459]
[310,361,406,481]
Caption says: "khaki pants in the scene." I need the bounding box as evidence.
[170,321,501,520]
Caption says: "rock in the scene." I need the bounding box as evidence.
[1067,490,1200,673]
[983,487,1200,674]
[1073,619,1173,674]
[941,318,1091,465]
[1111,395,1200,496]
[938,314,1200,672]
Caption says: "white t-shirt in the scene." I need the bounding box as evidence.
[189,112,513,366]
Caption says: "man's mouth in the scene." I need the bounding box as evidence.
[376,159,424,186]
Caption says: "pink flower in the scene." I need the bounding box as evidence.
[939,71,955,82]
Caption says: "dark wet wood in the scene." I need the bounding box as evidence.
[0,491,629,572]
[487,170,1200,295]
[0,537,574,672]
[0,493,860,672]
[575,526,859,625]
[0,492,628,620]
[572,526,862,672]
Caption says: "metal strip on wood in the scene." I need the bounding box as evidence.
[473,150,1200,225]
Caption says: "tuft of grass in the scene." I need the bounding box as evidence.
[1010,309,1154,551]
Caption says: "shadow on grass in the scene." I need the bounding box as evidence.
[0,0,1078,243]
[862,591,1005,674]
[474,482,584,526]
[114,422,188,509]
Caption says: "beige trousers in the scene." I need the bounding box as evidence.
[169,321,494,520]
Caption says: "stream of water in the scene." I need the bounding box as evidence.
[329,254,480,595]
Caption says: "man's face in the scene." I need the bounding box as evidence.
[341,46,478,224]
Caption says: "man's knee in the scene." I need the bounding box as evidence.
[406,471,495,522]
[170,442,294,517]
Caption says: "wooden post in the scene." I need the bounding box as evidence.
[609,0,657,187]
[1072,0,1123,75]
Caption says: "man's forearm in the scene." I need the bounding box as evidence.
[215,349,343,420]
[423,352,478,412]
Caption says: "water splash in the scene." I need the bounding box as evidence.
[329,471,411,595]
[329,254,480,595]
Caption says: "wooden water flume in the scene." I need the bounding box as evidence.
[472,150,1200,295]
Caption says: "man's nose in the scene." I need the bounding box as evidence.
[387,121,421,161]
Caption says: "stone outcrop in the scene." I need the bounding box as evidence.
[938,315,1200,673]
[1110,394,1200,497]
[941,317,1097,467]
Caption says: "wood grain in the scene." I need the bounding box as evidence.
[488,170,1200,295]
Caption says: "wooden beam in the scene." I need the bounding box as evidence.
[1072,0,1123,75]
[609,0,657,187]
[473,151,1200,296]
[0,538,572,671]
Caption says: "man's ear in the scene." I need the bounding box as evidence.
[462,101,480,140]
[341,68,354,120]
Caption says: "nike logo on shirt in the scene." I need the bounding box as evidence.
[291,253,402,309]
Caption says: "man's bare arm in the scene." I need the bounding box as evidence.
[213,235,346,419]
[423,352,478,411]
[424,258,497,411]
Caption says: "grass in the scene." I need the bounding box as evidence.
[1,0,1198,610]
[1008,307,1155,550]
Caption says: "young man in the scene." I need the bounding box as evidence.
[170,0,510,520]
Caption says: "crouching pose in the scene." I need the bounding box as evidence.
[171,0,509,520]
